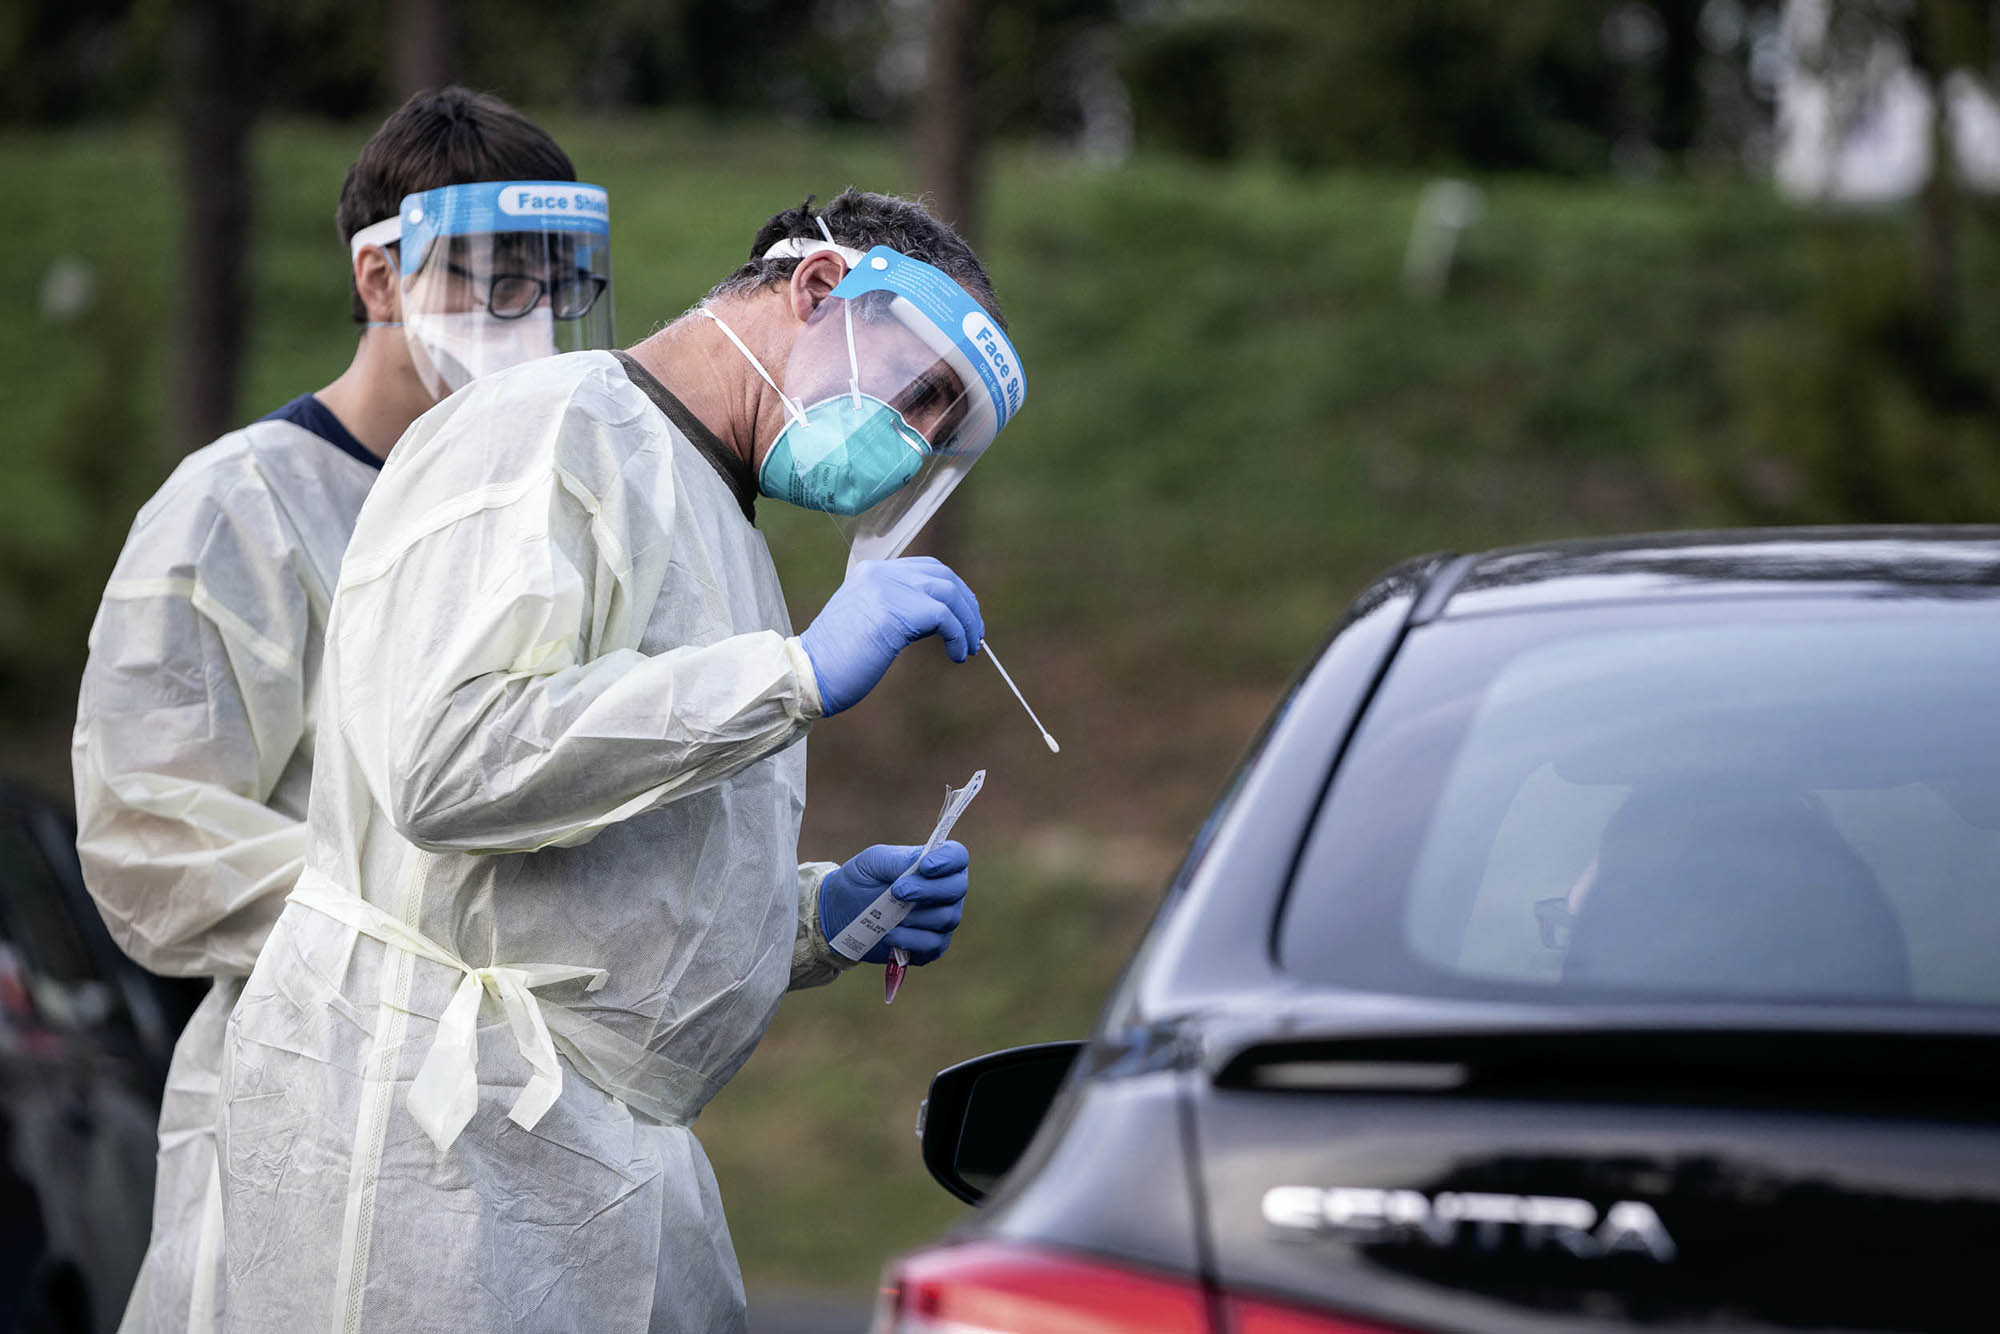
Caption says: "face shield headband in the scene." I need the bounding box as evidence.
[349,180,615,399]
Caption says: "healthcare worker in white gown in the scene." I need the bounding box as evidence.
[216,188,1025,1331]
[70,89,606,1334]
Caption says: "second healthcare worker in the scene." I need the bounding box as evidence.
[70,88,614,1333]
[215,189,1026,1330]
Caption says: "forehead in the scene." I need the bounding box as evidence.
[848,298,956,373]
[434,231,579,268]
[873,323,954,380]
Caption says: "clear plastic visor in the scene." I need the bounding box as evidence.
[785,288,1003,567]
[354,181,616,399]
[785,289,993,453]
[398,229,615,397]
[404,229,612,325]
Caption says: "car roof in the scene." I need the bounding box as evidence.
[1419,526,2000,622]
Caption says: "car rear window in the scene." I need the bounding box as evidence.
[1278,599,2000,1007]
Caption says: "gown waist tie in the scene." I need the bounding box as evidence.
[288,875,716,1150]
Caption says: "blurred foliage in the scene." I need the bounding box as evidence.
[0,0,1777,175]
[0,0,168,122]
[0,128,174,715]
[8,114,2000,738]
[0,0,884,123]
[457,0,894,120]
[1808,0,1997,84]
[1724,210,2000,521]
[0,0,1124,131]
[1123,0,1725,173]
[0,285,159,708]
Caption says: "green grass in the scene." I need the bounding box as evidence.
[6,110,1996,1292]
[700,853,1155,1288]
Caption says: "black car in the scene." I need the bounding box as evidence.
[0,780,190,1334]
[879,529,2000,1334]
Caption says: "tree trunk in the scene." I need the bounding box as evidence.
[172,0,256,455]
[1654,0,1706,157]
[917,0,986,564]
[1917,91,1958,333]
[1908,0,1959,335]
[921,0,986,243]
[392,0,457,98]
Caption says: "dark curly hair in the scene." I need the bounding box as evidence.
[707,188,1004,329]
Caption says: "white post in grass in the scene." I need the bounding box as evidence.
[1402,179,1485,303]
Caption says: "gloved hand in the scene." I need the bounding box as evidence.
[818,841,970,965]
[799,558,984,716]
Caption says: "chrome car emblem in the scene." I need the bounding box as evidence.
[1262,1186,1677,1263]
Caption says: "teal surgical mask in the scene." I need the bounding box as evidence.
[756,392,929,515]
[699,300,931,516]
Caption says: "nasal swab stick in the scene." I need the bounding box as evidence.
[982,641,1060,754]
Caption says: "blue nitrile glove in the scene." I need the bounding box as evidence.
[799,558,984,716]
[818,841,971,965]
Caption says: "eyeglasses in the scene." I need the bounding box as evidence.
[443,261,608,321]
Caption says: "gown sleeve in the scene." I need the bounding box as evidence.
[331,374,824,856]
[788,860,854,990]
[71,461,313,977]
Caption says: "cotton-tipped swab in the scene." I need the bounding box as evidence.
[981,641,1060,754]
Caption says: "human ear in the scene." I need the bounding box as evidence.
[354,246,403,323]
[787,251,849,322]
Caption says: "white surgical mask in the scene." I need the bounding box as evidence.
[404,309,558,399]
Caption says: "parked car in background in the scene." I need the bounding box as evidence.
[1,779,192,1334]
[881,529,2000,1334]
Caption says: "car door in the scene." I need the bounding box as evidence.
[0,781,175,1334]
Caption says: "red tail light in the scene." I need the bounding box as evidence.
[1223,1293,1405,1333]
[873,1241,1208,1333]
[872,1240,1407,1333]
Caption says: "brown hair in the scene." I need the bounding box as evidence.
[335,87,576,322]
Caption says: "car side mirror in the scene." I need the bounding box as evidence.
[918,1041,1083,1205]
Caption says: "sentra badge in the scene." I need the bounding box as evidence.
[1262,1186,1677,1263]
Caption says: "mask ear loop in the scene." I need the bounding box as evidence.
[697,305,807,426]
[841,303,863,410]
[807,215,876,540]
[811,215,865,410]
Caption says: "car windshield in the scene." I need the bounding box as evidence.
[1278,599,2000,1007]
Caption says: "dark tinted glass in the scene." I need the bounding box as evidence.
[0,817,96,985]
[954,1052,1077,1193]
[1279,601,2000,1007]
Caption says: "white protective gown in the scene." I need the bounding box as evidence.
[217,350,849,1333]
[72,417,379,1333]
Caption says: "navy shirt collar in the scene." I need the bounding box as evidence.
[258,393,383,472]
